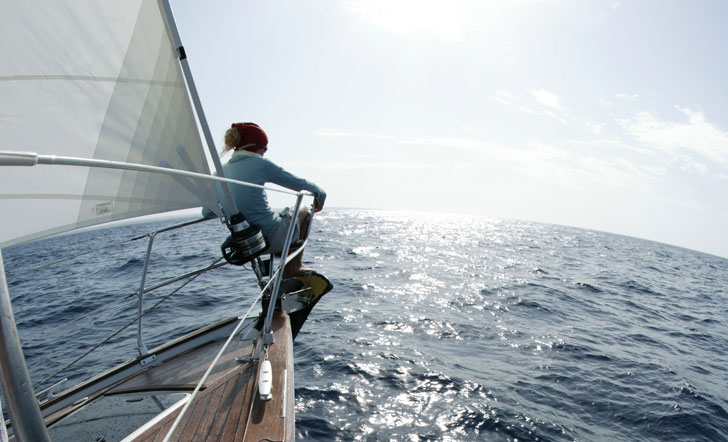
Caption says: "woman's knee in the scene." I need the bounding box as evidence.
[297,205,311,223]
[296,205,311,238]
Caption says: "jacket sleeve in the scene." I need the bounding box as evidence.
[264,159,327,205]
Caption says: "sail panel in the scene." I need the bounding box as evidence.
[0,0,217,249]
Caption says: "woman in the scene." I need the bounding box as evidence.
[205,122,326,277]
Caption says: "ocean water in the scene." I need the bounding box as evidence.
[3,209,727,441]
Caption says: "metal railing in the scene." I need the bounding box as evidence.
[160,197,316,441]
[29,193,314,393]
[135,216,219,356]
[1,150,318,440]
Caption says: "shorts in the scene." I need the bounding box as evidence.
[266,207,300,254]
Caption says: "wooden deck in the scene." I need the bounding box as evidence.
[29,312,295,442]
[128,312,295,442]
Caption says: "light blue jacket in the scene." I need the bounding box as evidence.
[203,152,326,239]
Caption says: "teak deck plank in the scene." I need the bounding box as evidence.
[204,376,243,441]
[192,373,228,440]
[244,317,295,442]
[110,332,255,395]
[129,312,294,442]
[219,362,254,440]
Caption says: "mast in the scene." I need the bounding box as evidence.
[0,250,51,441]
[156,0,239,218]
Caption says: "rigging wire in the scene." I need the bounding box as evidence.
[161,267,279,442]
[32,257,225,391]
[6,235,146,282]
[21,261,230,347]
[21,292,135,347]
[163,202,315,438]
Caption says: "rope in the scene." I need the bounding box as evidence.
[32,257,224,391]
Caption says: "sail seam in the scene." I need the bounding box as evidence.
[0,75,180,87]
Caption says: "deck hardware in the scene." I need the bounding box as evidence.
[35,378,67,402]
[72,396,88,406]
[281,368,288,418]
[221,214,268,266]
[235,357,258,364]
[281,292,311,314]
[264,331,275,346]
[139,354,157,367]
[258,359,273,401]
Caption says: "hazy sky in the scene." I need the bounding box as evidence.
[172,0,728,258]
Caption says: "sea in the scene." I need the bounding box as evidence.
[2,208,727,442]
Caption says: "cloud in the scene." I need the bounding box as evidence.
[681,161,707,174]
[530,89,568,113]
[493,92,542,116]
[317,130,395,141]
[564,138,667,161]
[616,93,640,101]
[618,107,728,167]
[599,93,641,107]
[319,128,532,160]
[317,130,653,190]
[496,90,603,133]
[598,97,615,107]
[518,141,660,191]
[284,158,433,171]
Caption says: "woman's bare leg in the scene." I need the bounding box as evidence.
[283,205,311,277]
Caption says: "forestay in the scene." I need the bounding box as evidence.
[0,0,218,249]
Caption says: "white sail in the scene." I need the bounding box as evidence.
[0,0,218,249]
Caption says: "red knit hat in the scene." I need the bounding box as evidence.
[231,122,268,151]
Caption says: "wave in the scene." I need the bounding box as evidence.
[5,209,728,442]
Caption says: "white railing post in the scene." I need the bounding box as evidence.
[263,193,305,338]
[136,233,157,356]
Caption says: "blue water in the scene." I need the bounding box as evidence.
[3,209,728,441]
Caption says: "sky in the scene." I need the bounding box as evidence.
[172,0,728,258]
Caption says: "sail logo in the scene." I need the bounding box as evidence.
[94,202,113,216]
